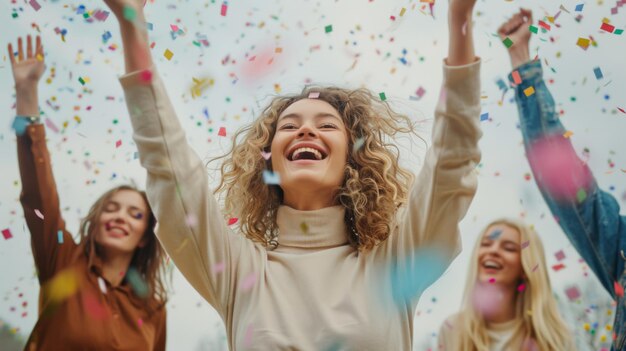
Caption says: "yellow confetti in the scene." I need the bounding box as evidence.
[46,269,79,302]
[300,222,309,233]
[274,83,281,93]
[523,86,535,97]
[164,49,174,60]
[275,47,283,53]
[576,38,590,49]
[563,131,574,138]
[400,8,406,16]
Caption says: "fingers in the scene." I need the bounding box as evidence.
[7,43,15,65]
[27,35,33,59]
[17,37,24,61]
[520,8,533,23]
[35,36,43,61]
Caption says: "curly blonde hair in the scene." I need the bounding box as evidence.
[210,86,419,251]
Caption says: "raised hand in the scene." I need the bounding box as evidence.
[8,35,45,89]
[498,9,533,68]
[103,0,147,21]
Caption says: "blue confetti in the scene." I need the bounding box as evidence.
[480,113,489,121]
[11,117,29,136]
[575,3,584,11]
[487,229,503,240]
[262,170,281,185]
[593,67,603,80]
[57,230,64,244]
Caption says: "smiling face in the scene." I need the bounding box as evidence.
[477,224,526,287]
[270,98,349,208]
[94,189,149,256]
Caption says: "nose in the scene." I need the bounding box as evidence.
[297,124,318,138]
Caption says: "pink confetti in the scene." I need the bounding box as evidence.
[517,283,526,292]
[511,70,522,85]
[115,140,122,148]
[218,127,226,137]
[241,273,257,291]
[2,229,13,240]
[29,0,41,11]
[260,151,271,160]
[139,69,153,83]
[554,250,566,261]
[615,281,624,297]
[212,262,226,274]
[565,285,581,301]
[308,92,320,99]
[521,240,530,249]
[471,283,504,318]
[45,117,60,133]
[220,2,228,16]
[34,209,44,219]
[227,217,239,225]
[527,135,593,202]
[138,318,143,327]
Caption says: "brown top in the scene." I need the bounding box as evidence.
[17,123,166,351]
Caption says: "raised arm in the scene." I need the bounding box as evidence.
[500,9,625,297]
[375,0,481,302]
[9,36,77,283]
[103,0,260,316]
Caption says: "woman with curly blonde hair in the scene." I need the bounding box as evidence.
[438,219,574,351]
[105,0,483,348]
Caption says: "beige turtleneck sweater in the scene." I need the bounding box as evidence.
[119,59,481,350]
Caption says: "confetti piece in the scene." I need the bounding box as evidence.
[220,2,228,16]
[227,218,238,226]
[575,4,584,11]
[487,229,502,240]
[480,113,489,122]
[390,248,447,305]
[2,229,13,240]
[308,92,320,99]
[521,240,530,249]
[529,25,538,34]
[618,107,626,114]
[523,86,535,97]
[325,25,333,33]
[35,209,44,219]
[488,278,496,283]
[511,70,522,84]
[577,38,590,50]
[615,281,624,297]
[471,283,505,318]
[517,283,526,292]
[126,267,149,297]
[502,37,514,48]
[57,230,64,244]
[353,137,365,152]
[218,127,227,137]
[601,22,615,33]
[12,117,29,136]
[185,214,197,227]
[576,188,587,203]
[47,270,79,302]
[163,49,174,60]
[416,86,426,99]
[300,222,309,233]
[78,77,86,85]
[123,6,136,21]
[212,262,226,275]
[138,318,143,327]
[140,69,153,82]
[552,263,566,271]
[98,277,107,294]
[555,250,565,261]
[538,20,551,31]
[260,151,271,160]
[594,67,604,80]
[563,131,574,138]
[241,272,257,291]
[527,135,593,202]
[115,140,122,148]
[379,92,387,101]
[29,0,41,11]
[262,170,280,185]
[565,285,581,301]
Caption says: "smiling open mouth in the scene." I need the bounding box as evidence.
[288,147,328,161]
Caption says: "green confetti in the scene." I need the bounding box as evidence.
[576,188,587,203]
[325,24,333,33]
[379,92,387,101]
[615,29,624,35]
[529,25,538,34]
[78,77,85,85]
[123,6,137,21]
[503,37,514,48]
[12,12,18,18]
[126,267,148,297]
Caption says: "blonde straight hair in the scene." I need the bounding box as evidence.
[453,218,573,351]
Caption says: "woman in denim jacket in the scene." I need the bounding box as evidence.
[500,9,626,351]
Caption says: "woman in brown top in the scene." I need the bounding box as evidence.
[8,35,168,350]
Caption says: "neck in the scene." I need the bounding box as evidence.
[486,284,518,324]
[100,251,134,287]
[282,187,337,210]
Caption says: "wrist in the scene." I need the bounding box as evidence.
[509,47,530,69]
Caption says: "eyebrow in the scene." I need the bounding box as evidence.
[106,200,144,212]
[277,112,342,122]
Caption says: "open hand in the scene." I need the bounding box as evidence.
[8,35,45,89]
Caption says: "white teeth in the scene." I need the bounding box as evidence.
[483,260,502,269]
[291,147,323,161]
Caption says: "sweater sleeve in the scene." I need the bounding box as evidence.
[374,59,482,303]
[119,69,261,317]
[17,123,78,284]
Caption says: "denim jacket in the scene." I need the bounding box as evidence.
[512,60,626,350]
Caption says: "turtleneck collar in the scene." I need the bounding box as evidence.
[276,205,348,249]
